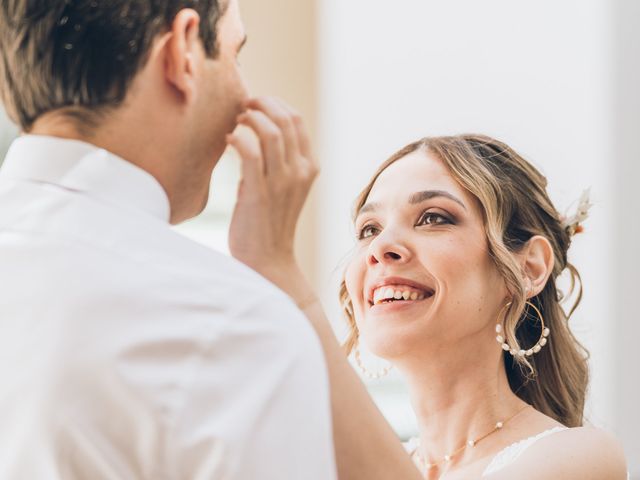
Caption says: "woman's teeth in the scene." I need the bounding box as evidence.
[372,287,428,305]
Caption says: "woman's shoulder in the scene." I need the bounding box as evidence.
[529,425,626,463]
[485,425,628,479]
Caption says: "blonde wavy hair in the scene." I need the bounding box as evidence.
[339,134,589,427]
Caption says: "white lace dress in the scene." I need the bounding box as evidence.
[481,426,566,475]
[404,426,630,478]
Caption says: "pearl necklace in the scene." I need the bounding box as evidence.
[413,404,530,473]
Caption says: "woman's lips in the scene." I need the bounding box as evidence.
[368,280,435,306]
[371,286,429,305]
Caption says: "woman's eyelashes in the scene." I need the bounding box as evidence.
[417,211,454,227]
[356,210,454,240]
[356,223,380,240]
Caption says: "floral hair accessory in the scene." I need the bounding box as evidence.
[560,188,592,236]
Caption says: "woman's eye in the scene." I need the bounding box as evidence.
[418,212,451,226]
[357,224,379,240]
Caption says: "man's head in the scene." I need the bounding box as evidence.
[0,0,249,223]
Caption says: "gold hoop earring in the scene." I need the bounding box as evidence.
[354,340,393,379]
[495,301,550,357]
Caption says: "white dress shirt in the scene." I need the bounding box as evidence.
[0,135,336,480]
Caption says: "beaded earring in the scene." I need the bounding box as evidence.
[495,301,550,357]
[353,339,393,379]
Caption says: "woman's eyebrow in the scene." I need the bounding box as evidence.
[408,190,467,210]
[357,202,380,216]
[356,189,466,218]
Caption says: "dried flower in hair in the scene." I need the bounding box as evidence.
[561,188,592,237]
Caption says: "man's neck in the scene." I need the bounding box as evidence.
[29,111,187,223]
[30,110,160,174]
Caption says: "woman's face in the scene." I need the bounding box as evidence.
[345,149,509,359]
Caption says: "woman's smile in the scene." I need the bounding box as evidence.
[368,291,435,314]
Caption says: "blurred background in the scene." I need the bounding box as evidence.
[1,0,638,476]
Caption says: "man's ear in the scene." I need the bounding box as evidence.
[520,235,555,298]
[164,9,202,104]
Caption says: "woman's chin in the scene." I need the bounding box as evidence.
[362,331,416,360]
[360,310,433,359]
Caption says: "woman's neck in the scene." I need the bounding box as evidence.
[397,343,528,473]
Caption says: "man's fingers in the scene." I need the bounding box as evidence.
[237,109,287,175]
[245,97,300,166]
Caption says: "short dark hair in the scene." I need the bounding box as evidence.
[0,0,226,131]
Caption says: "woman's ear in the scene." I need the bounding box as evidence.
[520,235,555,298]
[163,9,202,104]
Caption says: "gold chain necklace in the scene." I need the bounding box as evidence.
[413,404,531,474]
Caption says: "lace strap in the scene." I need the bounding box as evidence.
[481,426,568,476]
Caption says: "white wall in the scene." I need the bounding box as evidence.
[0,108,18,162]
[317,0,637,473]
[612,0,640,475]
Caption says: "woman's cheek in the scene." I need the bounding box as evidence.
[344,262,363,313]
[419,240,465,275]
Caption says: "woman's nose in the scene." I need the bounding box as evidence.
[367,233,412,266]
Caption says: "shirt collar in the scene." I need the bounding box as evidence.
[0,135,171,223]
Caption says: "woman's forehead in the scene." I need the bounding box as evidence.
[367,150,465,203]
